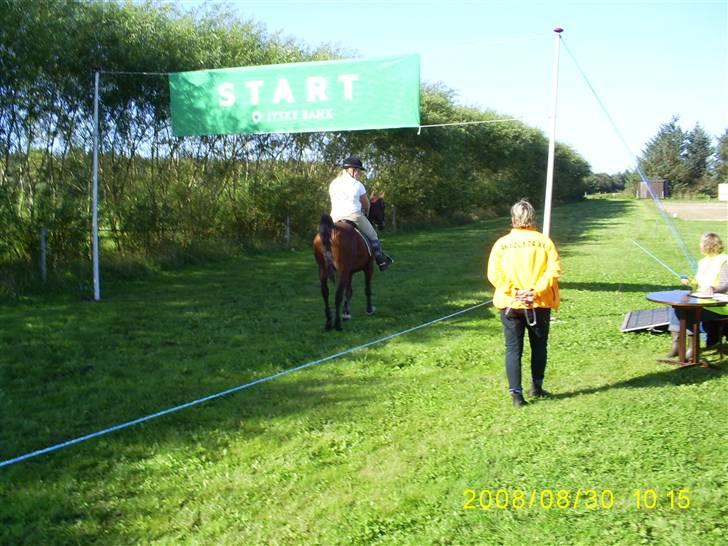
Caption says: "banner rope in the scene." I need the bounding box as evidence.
[417,118,519,134]
[0,300,493,469]
[100,70,168,76]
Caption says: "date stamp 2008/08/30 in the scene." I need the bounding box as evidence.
[463,488,690,511]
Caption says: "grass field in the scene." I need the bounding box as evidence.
[1,199,727,545]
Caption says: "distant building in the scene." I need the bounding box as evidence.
[719,183,728,201]
[636,179,670,199]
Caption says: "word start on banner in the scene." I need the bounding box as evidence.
[217,75,359,108]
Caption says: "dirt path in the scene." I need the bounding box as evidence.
[659,201,727,221]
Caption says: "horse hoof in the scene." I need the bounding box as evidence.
[343,312,351,321]
[367,306,376,316]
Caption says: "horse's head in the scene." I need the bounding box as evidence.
[368,192,386,230]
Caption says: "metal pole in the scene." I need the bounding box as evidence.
[92,68,101,301]
[542,27,563,237]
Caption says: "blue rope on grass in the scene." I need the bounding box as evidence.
[562,39,696,273]
[0,300,492,468]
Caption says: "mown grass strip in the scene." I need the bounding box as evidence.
[1,198,726,545]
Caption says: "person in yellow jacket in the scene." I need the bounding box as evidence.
[667,232,728,357]
[487,200,561,407]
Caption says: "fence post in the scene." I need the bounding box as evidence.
[39,226,48,284]
[391,206,397,232]
[285,215,291,248]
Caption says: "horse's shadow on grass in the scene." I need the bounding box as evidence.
[553,358,728,400]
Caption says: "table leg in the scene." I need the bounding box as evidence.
[690,315,700,365]
[692,307,709,367]
[678,317,687,364]
[657,302,714,367]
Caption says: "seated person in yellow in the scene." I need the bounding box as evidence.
[667,232,728,357]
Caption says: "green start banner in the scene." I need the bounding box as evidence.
[169,55,420,137]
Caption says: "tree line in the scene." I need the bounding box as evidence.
[638,117,727,196]
[585,117,727,196]
[0,0,592,294]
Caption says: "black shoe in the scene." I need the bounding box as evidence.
[377,255,394,271]
[705,339,721,351]
[511,392,528,407]
[704,341,726,355]
[528,386,551,398]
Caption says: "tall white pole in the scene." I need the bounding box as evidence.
[542,27,563,237]
[92,68,101,301]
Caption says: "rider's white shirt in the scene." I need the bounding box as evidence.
[329,172,366,221]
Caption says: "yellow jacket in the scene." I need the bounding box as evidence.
[696,253,728,289]
[487,227,561,310]
[696,253,728,316]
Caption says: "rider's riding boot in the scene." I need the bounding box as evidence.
[370,239,394,271]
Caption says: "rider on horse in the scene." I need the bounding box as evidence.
[329,156,394,271]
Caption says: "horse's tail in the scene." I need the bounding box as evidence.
[319,214,336,279]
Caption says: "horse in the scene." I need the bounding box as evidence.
[313,199,385,331]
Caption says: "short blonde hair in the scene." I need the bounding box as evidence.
[700,232,724,256]
[511,199,536,228]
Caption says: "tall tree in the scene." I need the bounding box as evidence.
[639,116,689,192]
[714,129,728,184]
[684,123,715,192]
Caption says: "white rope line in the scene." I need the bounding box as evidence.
[0,299,493,468]
[561,38,695,271]
[409,32,552,55]
[631,240,683,280]
[101,32,550,78]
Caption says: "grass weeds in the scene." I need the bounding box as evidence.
[1,199,726,544]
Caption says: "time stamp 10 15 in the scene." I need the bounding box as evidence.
[463,488,691,511]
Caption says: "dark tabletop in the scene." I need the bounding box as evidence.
[646,289,727,308]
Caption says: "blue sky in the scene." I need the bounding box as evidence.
[176,1,727,174]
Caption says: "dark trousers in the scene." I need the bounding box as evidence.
[669,307,726,345]
[500,307,551,392]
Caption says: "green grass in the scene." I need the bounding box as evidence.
[1,199,727,545]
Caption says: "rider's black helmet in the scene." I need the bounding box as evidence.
[342,156,366,171]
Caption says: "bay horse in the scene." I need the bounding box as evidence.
[313,196,384,330]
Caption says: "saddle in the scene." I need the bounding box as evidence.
[338,220,373,256]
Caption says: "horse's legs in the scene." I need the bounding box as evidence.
[334,271,350,331]
[320,267,332,330]
[365,262,375,315]
[343,281,353,321]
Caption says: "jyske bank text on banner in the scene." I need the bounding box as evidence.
[169,55,420,137]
